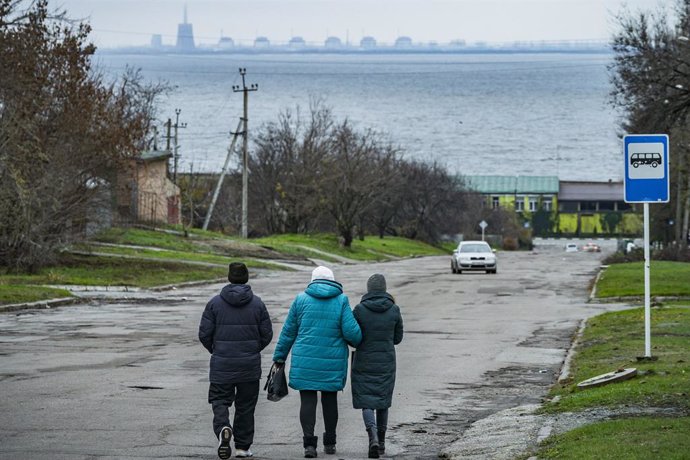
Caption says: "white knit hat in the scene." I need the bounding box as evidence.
[311,266,335,282]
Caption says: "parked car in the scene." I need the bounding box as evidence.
[451,241,497,274]
[565,243,579,253]
[582,242,601,252]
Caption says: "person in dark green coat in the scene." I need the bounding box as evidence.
[351,274,404,459]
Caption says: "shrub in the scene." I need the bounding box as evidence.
[502,236,518,250]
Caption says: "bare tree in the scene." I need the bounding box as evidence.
[0,0,163,271]
[249,102,332,234]
[322,122,397,247]
[610,2,690,245]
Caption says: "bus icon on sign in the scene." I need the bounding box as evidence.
[631,152,662,168]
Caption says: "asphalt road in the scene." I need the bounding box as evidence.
[0,248,624,459]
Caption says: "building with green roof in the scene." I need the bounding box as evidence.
[462,175,642,236]
[463,175,559,214]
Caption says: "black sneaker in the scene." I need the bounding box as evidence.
[218,426,232,459]
[304,445,318,458]
[324,445,336,455]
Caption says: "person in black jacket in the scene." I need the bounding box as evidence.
[351,274,404,459]
[199,262,273,459]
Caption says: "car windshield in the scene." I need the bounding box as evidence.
[459,243,491,253]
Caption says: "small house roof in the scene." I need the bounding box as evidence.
[138,150,172,162]
[463,175,559,194]
[559,181,623,201]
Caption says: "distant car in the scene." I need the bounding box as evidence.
[582,242,601,253]
[451,240,497,274]
[565,243,579,253]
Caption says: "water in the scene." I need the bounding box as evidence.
[97,52,623,181]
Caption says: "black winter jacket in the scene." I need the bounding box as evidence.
[351,291,403,409]
[199,284,273,384]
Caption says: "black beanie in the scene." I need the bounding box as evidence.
[228,262,249,284]
[367,273,387,293]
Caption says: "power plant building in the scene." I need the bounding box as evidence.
[176,5,195,51]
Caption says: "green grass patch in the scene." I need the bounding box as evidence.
[73,244,288,271]
[596,261,690,298]
[253,233,445,261]
[542,307,690,414]
[0,285,73,305]
[93,227,202,252]
[535,417,690,460]
[439,241,459,253]
[0,255,227,288]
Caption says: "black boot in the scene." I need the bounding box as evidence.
[377,430,386,455]
[366,427,379,459]
[303,435,318,458]
[323,431,336,455]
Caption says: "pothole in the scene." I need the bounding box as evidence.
[128,385,163,390]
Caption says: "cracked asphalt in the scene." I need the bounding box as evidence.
[0,247,627,459]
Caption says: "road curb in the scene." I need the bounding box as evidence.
[558,319,586,383]
[588,265,606,301]
[150,277,227,291]
[0,297,80,313]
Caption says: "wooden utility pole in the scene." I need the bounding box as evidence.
[172,109,187,185]
[232,68,258,239]
[164,118,172,151]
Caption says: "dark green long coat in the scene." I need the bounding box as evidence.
[350,292,404,409]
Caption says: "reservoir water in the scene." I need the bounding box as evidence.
[98,52,623,181]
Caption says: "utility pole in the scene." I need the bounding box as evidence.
[164,118,172,151]
[232,68,258,239]
[172,109,187,185]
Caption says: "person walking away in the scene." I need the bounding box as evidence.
[199,262,273,459]
[351,274,404,458]
[273,266,362,458]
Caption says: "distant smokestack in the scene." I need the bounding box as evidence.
[177,4,195,50]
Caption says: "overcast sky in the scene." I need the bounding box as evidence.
[52,0,668,47]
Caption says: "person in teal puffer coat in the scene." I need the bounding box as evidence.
[273,266,362,458]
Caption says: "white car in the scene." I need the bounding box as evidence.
[451,241,497,274]
[565,243,578,253]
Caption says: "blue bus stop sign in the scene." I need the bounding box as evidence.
[624,134,670,203]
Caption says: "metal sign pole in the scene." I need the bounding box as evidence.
[643,202,651,357]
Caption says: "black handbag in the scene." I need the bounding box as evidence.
[264,362,289,402]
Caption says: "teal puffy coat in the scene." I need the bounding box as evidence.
[273,279,362,392]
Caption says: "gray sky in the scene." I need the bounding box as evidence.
[53,0,667,47]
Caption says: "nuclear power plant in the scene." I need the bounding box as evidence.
[176,5,195,51]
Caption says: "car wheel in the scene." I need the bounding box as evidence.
[457,270,462,274]
[451,266,456,274]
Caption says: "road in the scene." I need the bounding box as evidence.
[0,248,624,459]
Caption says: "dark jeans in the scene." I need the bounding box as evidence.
[208,381,260,450]
[362,408,389,432]
[299,390,338,444]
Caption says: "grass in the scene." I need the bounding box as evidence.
[541,307,690,414]
[253,233,446,261]
[73,244,288,271]
[535,417,690,460]
[93,227,202,252]
[596,261,690,298]
[0,255,227,289]
[0,285,73,305]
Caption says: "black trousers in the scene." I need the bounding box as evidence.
[299,390,338,444]
[208,381,260,450]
